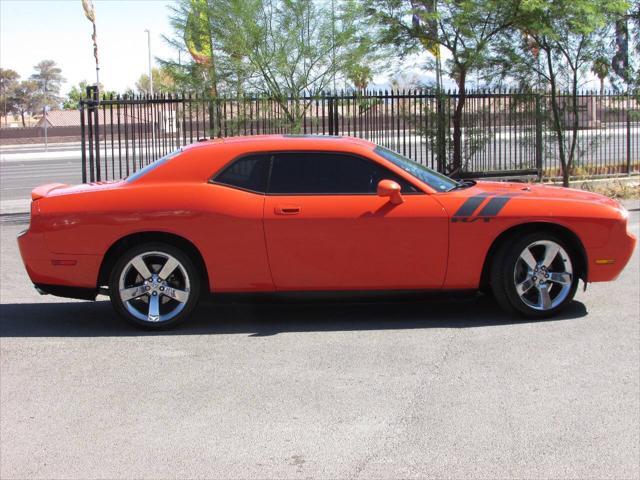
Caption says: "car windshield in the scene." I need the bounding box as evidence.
[374,146,458,192]
[126,149,182,183]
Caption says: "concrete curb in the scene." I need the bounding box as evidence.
[0,141,81,150]
[0,150,80,162]
[0,199,31,215]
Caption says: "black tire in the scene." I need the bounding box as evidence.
[108,242,201,329]
[490,232,579,318]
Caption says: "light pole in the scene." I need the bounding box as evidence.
[82,0,100,92]
[145,29,153,96]
[43,88,48,152]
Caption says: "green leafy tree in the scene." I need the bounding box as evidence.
[0,68,20,126]
[624,4,639,88]
[163,0,234,95]
[62,81,116,109]
[217,0,372,131]
[63,82,89,109]
[608,5,640,89]
[364,0,522,174]
[135,67,177,95]
[9,80,41,126]
[163,0,373,132]
[493,0,629,185]
[30,60,65,110]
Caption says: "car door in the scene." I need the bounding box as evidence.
[263,151,448,291]
[206,153,274,292]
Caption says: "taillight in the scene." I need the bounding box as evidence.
[28,200,40,230]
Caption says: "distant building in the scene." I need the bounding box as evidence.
[36,110,81,128]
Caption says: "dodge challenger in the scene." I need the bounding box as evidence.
[18,135,636,328]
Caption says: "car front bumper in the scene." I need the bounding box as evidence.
[586,218,637,283]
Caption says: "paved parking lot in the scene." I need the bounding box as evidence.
[1,205,639,479]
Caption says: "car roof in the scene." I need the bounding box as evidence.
[182,134,377,153]
[130,134,385,186]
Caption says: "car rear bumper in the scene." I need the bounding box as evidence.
[18,229,102,290]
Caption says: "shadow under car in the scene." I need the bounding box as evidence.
[0,292,587,338]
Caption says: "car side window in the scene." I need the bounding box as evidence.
[213,154,270,193]
[268,152,418,194]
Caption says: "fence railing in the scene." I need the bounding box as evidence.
[79,86,640,183]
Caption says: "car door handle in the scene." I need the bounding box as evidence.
[275,205,301,215]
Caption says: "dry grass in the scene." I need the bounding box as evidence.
[542,163,640,178]
[579,180,640,199]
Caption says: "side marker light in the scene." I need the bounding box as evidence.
[51,259,77,266]
[595,259,615,265]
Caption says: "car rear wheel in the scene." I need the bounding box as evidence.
[491,232,579,318]
[109,243,201,329]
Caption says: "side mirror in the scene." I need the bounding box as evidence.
[377,179,404,205]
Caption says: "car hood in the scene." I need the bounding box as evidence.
[468,180,621,208]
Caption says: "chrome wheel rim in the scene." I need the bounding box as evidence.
[514,240,573,311]
[118,251,190,323]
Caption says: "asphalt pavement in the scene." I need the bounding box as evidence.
[1,204,639,479]
[0,157,82,202]
[0,143,82,215]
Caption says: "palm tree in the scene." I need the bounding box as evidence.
[30,60,65,110]
[591,57,609,95]
[30,60,65,148]
[347,64,373,91]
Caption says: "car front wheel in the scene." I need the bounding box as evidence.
[109,243,201,329]
[491,233,579,318]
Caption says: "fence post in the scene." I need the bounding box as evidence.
[627,103,631,175]
[79,100,87,184]
[334,95,340,136]
[436,92,447,173]
[85,86,96,182]
[207,95,214,138]
[327,96,335,135]
[87,85,102,181]
[535,94,543,180]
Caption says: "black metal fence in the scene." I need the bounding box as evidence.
[79,86,640,183]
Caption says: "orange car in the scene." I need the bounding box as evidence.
[18,135,636,328]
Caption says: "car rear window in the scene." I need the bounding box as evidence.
[126,149,182,183]
[212,154,271,193]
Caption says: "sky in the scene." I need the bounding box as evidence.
[0,0,177,93]
[0,0,602,96]
[0,0,436,95]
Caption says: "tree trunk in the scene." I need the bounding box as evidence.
[204,7,220,137]
[20,111,25,127]
[451,69,467,176]
[544,46,569,187]
[566,67,581,184]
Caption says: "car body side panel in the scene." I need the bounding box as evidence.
[435,183,633,288]
[35,183,274,292]
[263,194,448,290]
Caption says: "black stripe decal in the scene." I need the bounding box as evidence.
[476,196,514,217]
[453,194,491,217]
